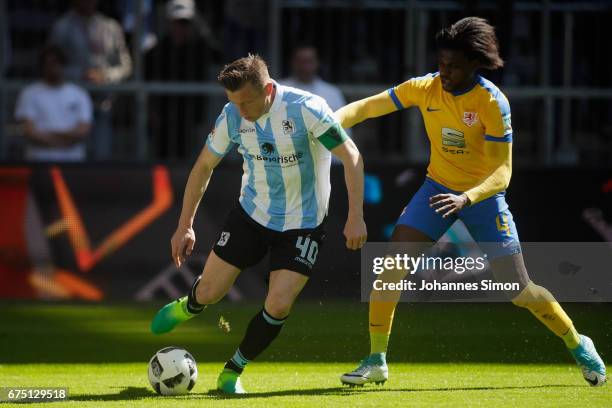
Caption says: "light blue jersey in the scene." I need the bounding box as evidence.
[206,82,342,231]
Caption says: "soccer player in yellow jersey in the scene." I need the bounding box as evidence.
[338,17,606,387]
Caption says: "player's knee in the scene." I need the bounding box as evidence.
[511,281,553,308]
[195,282,224,305]
[264,295,292,319]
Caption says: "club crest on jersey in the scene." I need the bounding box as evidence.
[462,111,479,127]
[282,120,295,134]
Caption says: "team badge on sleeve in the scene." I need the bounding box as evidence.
[462,111,479,127]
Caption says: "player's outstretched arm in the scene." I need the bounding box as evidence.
[330,136,368,250]
[171,145,223,267]
[335,90,398,129]
[430,142,512,217]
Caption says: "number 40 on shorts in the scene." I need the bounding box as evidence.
[295,236,319,264]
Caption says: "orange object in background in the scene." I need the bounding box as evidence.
[51,165,173,272]
[0,166,106,300]
[53,269,103,301]
[0,165,173,300]
[0,168,35,298]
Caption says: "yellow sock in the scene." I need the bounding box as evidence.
[369,300,397,354]
[370,332,390,355]
[512,282,578,347]
[561,326,581,349]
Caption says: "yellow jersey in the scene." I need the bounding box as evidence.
[389,72,512,192]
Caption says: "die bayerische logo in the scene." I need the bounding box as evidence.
[261,142,275,155]
[250,141,303,166]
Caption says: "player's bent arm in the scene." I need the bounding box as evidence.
[177,145,224,229]
[463,142,512,205]
[335,90,398,129]
[331,137,364,217]
[171,145,223,267]
[330,136,368,249]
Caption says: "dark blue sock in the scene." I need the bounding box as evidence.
[186,276,205,314]
[224,308,287,373]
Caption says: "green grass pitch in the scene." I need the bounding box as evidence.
[0,302,610,407]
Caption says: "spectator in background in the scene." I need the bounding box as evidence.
[223,0,269,62]
[145,0,220,160]
[118,0,158,53]
[15,46,92,162]
[49,0,132,160]
[281,45,350,155]
[281,45,347,112]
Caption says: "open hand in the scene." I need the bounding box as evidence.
[429,193,470,218]
[170,226,196,268]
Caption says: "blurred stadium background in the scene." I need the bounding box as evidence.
[0,0,610,302]
[0,1,611,405]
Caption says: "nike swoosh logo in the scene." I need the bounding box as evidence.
[427,107,442,112]
[585,376,599,386]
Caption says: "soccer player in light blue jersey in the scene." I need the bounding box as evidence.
[150,54,367,394]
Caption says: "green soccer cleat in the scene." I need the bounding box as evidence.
[150,296,196,335]
[569,334,607,387]
[217,369,247,394]
[340,353,389,387]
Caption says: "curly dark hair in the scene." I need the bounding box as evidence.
[435,17,504,70]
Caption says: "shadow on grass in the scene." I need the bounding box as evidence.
[69,387,159,401]
[205,383,579,399]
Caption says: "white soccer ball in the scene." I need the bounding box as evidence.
[148,346,198,395]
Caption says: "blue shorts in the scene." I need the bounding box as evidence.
[397,177,521,258]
